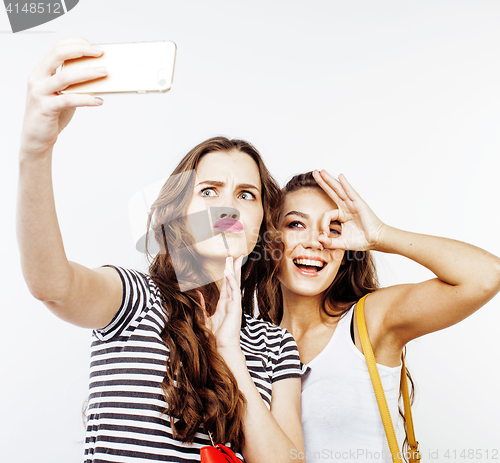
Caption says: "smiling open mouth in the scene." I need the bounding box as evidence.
[293,258,327,273]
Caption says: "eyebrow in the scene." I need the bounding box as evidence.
[195,180,260,191]
[283,210,341,225]
[283,210,309,219]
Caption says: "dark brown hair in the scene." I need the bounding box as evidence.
[146,137,282,451]
[262,171,415,460]
[257,172,379,324]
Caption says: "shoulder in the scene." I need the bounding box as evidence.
[354,288,409,362]
[242,314,298,361]
[92,266,165,342]
[104,265,152,283]
[241,315,299,358]
[362,286,412,333]
[102,265,161,300]
[242,314,308,371]
[242,314,290,342]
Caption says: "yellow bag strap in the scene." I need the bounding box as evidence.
[400,355,421,462]
[356,295,421,463]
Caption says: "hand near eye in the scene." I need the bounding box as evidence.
[204,256,244,353]
[313,170,386,251]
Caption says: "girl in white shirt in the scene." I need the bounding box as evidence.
[257,170,500,462]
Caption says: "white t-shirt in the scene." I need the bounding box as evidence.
[301,303,402,463]
[84,266,308,462]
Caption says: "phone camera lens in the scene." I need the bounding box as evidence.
[159,79,166,86]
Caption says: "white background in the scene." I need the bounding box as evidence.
[1,1,500,462]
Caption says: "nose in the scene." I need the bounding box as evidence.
[219,209,239,220]
[210,206,240,221]
[300,228,324,251]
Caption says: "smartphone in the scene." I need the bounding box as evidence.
[61,41,177,94]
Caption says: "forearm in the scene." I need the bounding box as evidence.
[376,225,500,291]
[17,150,73,301]
[220,349,300,463]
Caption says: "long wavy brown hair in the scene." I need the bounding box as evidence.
[146,136,282,451]
[260,172,415,460]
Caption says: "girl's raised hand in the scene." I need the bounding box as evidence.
[313,170,385,251]
[21,37,107,158]
[205,256,244,352]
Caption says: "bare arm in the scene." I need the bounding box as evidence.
[209,258,304,463]
[313,170,500,350]
[222,350,304,463]
[17,38,122,328]
[369,226,500,346]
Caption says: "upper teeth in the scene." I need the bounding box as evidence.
[294,258,324,267]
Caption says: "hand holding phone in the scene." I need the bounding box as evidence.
[21,38,106,159]
[62,41,177,95]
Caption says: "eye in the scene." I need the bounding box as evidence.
[200,188,217,198]
[287,220,305,229]
[330,221,342,235]
[238,191,256,200]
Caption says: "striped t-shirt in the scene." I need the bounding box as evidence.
[84,266,307,462]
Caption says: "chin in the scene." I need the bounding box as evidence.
[194,234,252,259]
[225,234,255,258]
[291,282,327,298]
[280,268,334,298]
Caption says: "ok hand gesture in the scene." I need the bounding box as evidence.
[313,170,386,251]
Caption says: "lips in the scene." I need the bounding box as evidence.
[213,218,244,233]
[292,256,328,276]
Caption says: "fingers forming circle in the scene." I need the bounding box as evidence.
[320,209,341,236]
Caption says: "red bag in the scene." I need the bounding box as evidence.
[200,443,242,463]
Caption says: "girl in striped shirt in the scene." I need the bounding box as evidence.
[17,38,307,463]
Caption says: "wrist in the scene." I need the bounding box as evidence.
[19,145,53,165]
[217,346,245,365]
[371,223,393,252]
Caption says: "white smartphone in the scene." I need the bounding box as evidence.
[61,41,177,94]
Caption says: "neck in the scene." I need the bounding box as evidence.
[205,258,226,290]
[204,254,243,290]
[280,285,330,339]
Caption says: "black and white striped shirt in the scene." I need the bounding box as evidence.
[84,266,307,462]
